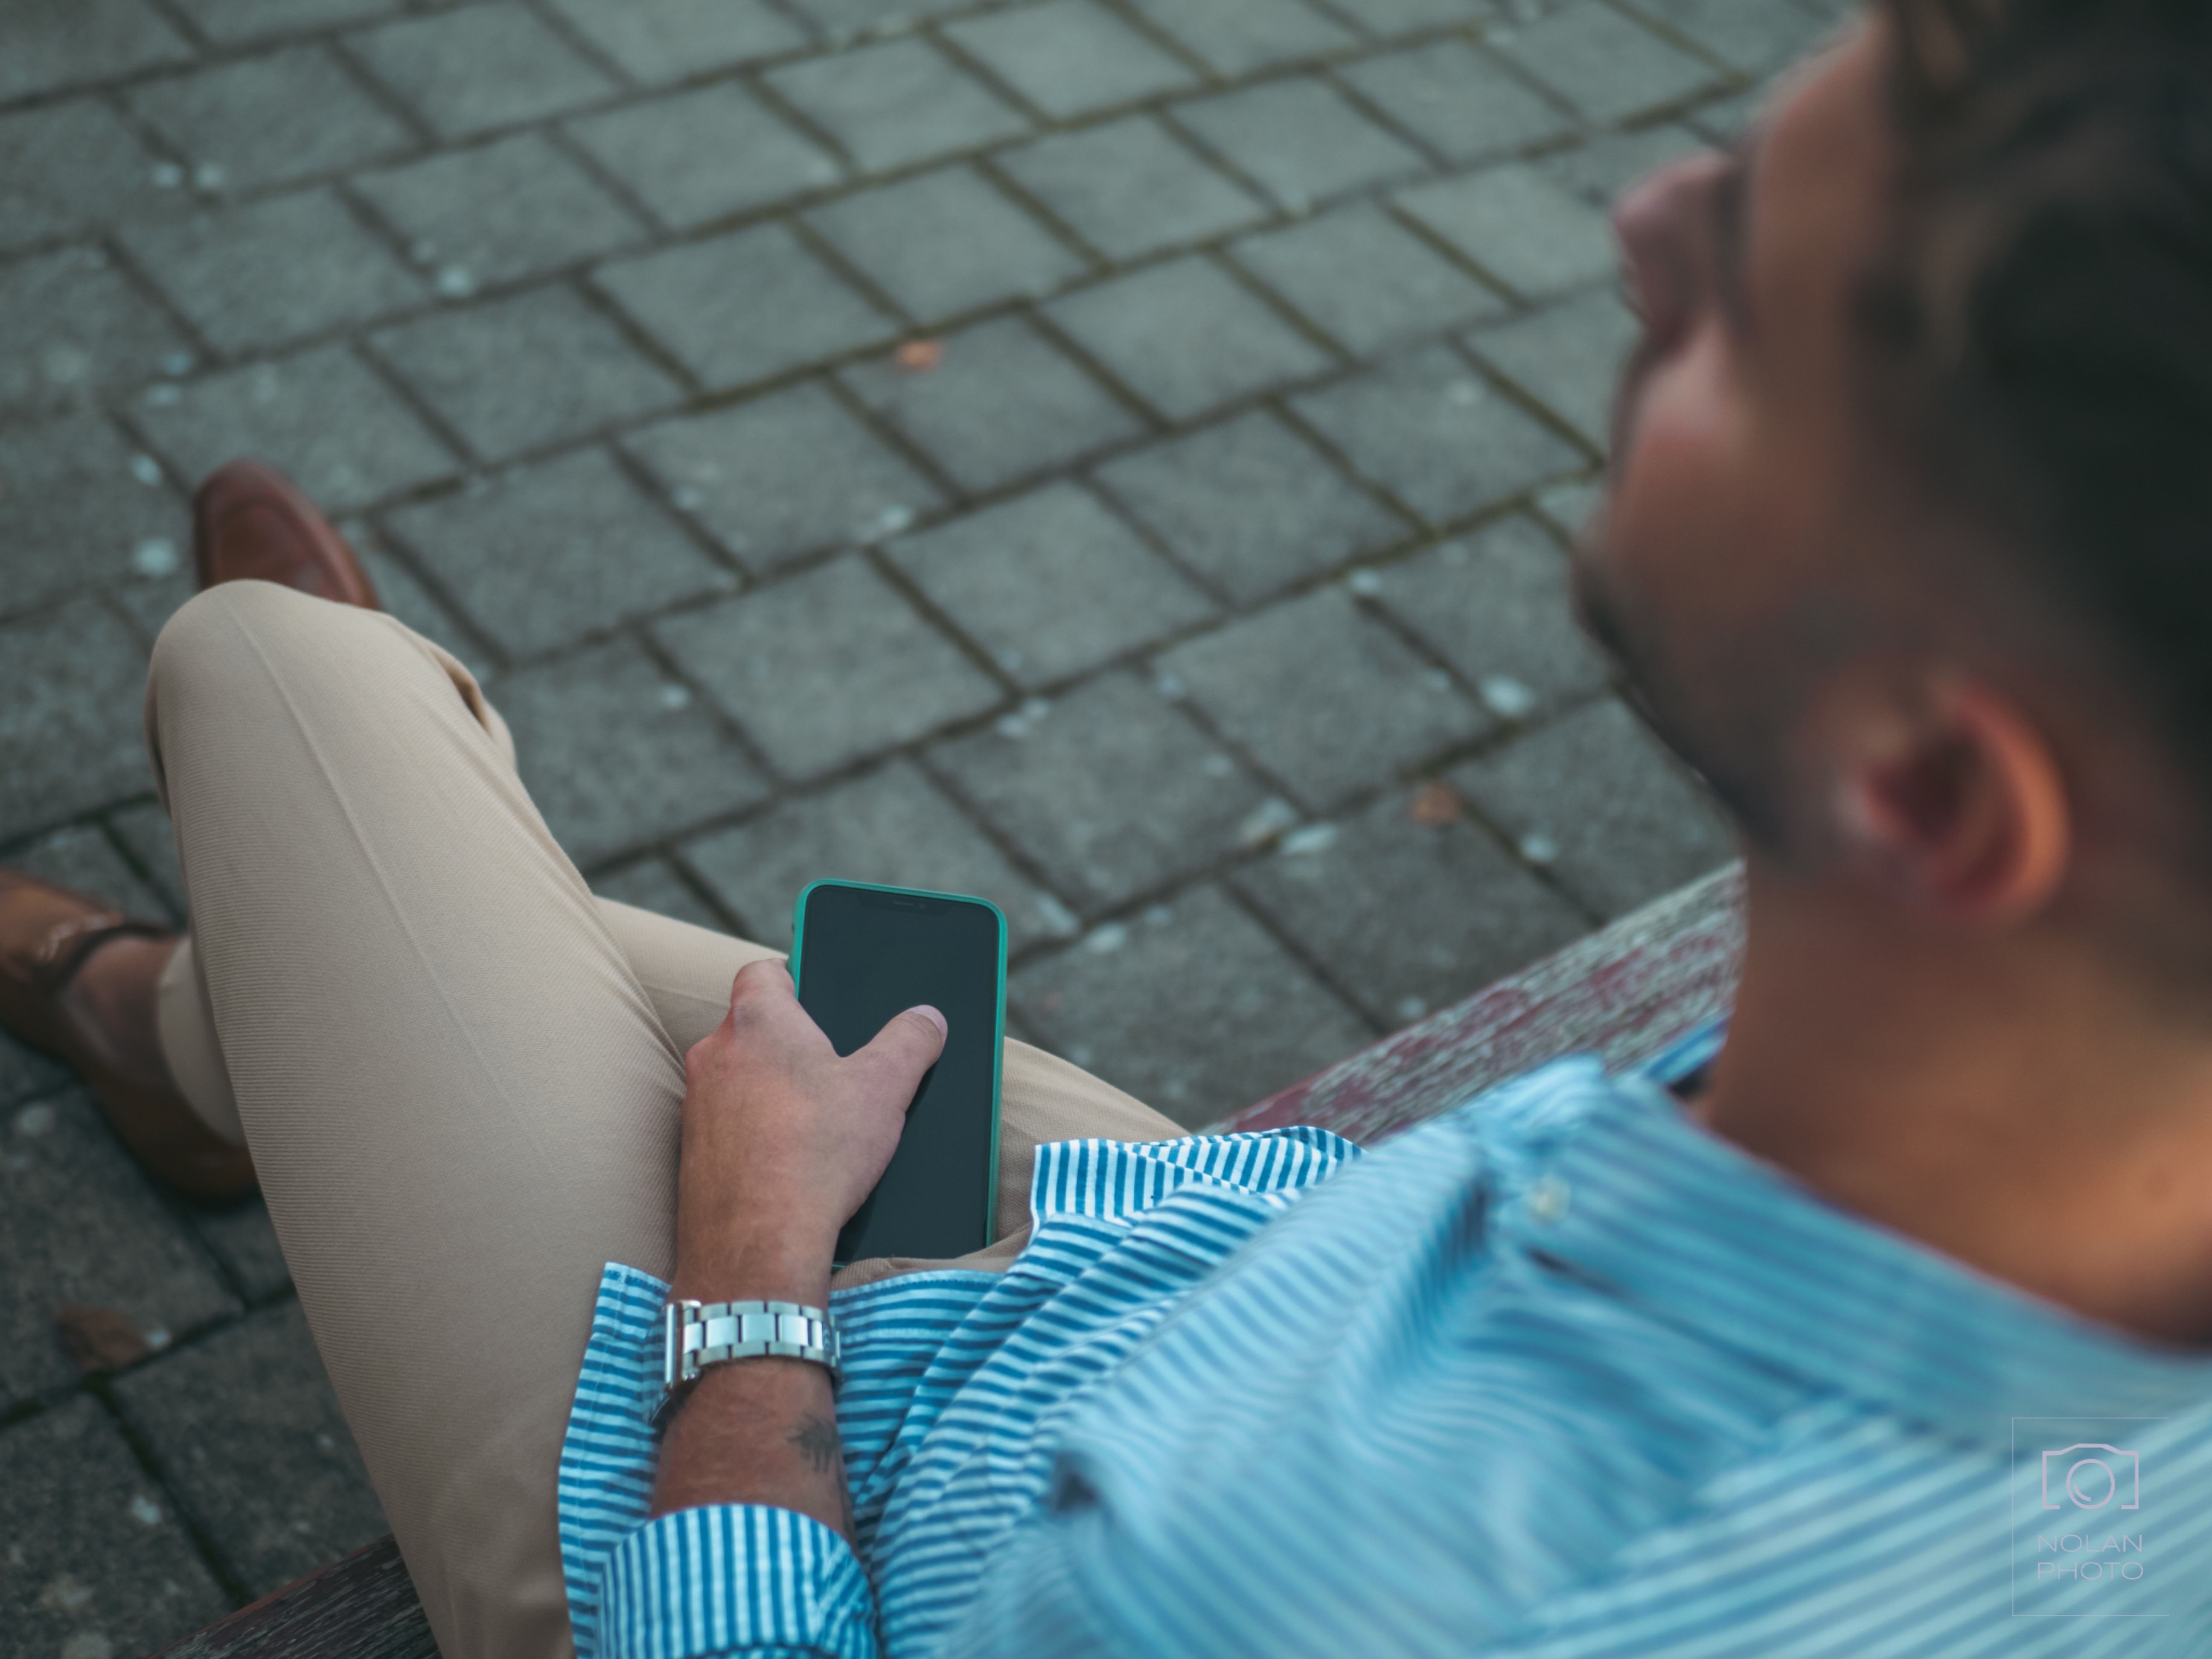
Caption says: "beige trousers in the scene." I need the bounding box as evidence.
[142,582,1184,1659]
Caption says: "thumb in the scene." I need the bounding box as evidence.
[851,1005,948,1108]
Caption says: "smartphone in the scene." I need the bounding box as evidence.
[791,879,1006,1264]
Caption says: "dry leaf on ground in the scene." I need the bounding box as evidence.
[1409,782,1463,826]
[55,1304,151,1373]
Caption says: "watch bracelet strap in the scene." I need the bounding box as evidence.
[656,1298,841,1425]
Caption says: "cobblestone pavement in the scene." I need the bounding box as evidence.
[0,0,1835,1648]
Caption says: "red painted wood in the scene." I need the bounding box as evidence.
[157,868,1744,1658]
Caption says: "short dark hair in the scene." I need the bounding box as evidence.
[1865,1,2212,789]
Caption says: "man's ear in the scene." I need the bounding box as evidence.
[1827,678,2071,924]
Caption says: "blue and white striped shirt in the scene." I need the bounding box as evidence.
[557,1046,2212,1656]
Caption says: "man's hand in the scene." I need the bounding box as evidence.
[671,957,946,1307]
[652,958,945,1533]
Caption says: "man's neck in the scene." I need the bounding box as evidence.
[1694,858,2212,1347]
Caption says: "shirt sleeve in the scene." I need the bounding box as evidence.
[597,1504,880,1659]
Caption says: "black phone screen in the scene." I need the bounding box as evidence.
[794,882,1005,1264]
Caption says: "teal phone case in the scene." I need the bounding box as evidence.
[790,879,1007,1262]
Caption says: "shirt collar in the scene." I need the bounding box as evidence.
[1514,1070,2212,1445]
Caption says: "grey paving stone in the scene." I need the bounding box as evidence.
[0,0,189,104]
[384,449,731,659]
[128,48,411,194]
[1045,256,1330,422]
[133,345,457,514]
[0,598,152,846]
[1536,477,1607,542]
[350,2,618,139]
[626,382,944,573]
[371,285,682,461]
[498,635,772,864]
[0,412,183,623]
[353,132,643,290]
[1350,0,1495,34]
[1009,883,1370,1125]
[1337,40,1572,163]
[568,84,841,230]
[0,1087,239,1406]
[185,1195,291,1303]
[0,101,172,254]
[1468,287,1639,447]
[931,670,1270,914]
[628,387,938,575]
[110,800,189,920]
[1173,77,1426,212]
[593,855,732,935]
[945,0,1196,120]
[1232,787,1588,1027]
[1231,201,1503,355]
[1118,0,1354,77]
[1631,0,1839,76]
[0,1397,229,1659]
[542,0,808,85]
[890,483,1214,687]
[1688,84,1764,143]
[842,315,1142,495]
[1450,696,1733,918]
[597,224,897,392]
[805,165,1089,323]
[168,0,396,44]
[1396,163,1618,298]
[112,563,199,650]
[14,823,174,926]
[1093,410,1406,604]
[765,37,1028,173]
[349,530,484,665]
[655,555,1001,778]
[1289,343,1581,524]
[1159,585,1487,810]
[120,189,423,356]
[1490,1,1717,126]
[0,1031,67,1113]
[998,115,1266,262]
[1545,123,1710,207]
[116,1303,387,1597]
[1368,515,1608,714]
[0,246,186,421]
[686,759,1066,949]
[779,0,975,30]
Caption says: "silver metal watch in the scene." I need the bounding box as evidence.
[655,1298,842,1427]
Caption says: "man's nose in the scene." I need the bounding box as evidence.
[1612,151,1733,349]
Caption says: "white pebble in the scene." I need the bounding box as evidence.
[159,351,195,377]
[143,1327,170,1349]
[1447,380,1483,407]
[995,647,1023,672]
[669,486,704,512]
[1202,754,1235,778]
[1236,797,1300,848]
[1479,675,1538,719]
[130,454,163,487]
[151,163,184,189]
[1282,823,1339,857]
[1395,995,1428,1023]
[1033,896,1080,938]
[1345,568,1383,597]
[874,504,915,536]
[61,1631,113,1659]
[145,383,182,407]
[13,1103,56,1137]
[1153,671,1185,700]
[1083,924,1128,955]
[434,266,476,300]
[132,538,180,579]
[1519,832,1560,865]
[1142,905,1172,927]
[192,162,226,191]
[129,1496,162,1527]
[656,683,692,711]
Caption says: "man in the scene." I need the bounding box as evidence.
[5,0,2210,1653]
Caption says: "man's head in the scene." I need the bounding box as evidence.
[1585,2,2212,977]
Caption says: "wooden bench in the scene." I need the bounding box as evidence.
[152,866,1746,1659]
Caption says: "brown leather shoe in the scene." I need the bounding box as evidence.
[0,872,256,1199]
[193,458,380,608]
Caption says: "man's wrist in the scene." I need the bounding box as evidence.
[671,1217,838,1306]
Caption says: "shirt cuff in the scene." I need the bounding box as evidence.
[597,1505,879,1659]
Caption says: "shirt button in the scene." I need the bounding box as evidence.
[1526,1176,1572,1226]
